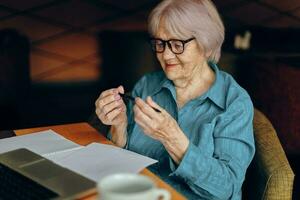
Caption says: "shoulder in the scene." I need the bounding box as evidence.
[214,71,254,141]
[219,70,253,115]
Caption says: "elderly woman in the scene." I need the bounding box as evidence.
[95,0,255,199]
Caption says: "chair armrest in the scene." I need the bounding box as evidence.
[246,109,295,200]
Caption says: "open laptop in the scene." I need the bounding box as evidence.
[0,148,96,199]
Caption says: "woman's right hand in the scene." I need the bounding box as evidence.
[95,85,127,127]
[95,85,128,147]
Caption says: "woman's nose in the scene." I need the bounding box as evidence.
[162,44,175,59]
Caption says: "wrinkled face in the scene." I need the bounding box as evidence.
[155,22,207,82]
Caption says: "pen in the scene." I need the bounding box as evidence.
[119,93,161,113]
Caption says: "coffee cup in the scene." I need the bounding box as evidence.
[98,173,171,200]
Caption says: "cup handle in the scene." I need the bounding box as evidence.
[153,189,171,200]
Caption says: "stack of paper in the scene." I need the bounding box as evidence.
[0,130,157,182]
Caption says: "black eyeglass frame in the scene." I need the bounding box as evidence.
[149,37,195,54]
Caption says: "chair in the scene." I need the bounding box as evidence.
[243,108,295,200]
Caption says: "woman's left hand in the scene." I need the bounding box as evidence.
[133,96,189,164]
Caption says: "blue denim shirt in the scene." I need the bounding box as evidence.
[109,63,255,200]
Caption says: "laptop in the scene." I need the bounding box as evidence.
[0,148,96,199]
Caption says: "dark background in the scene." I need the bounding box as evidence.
[0,0,299,198]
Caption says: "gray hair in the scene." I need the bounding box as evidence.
[148,0,225,63]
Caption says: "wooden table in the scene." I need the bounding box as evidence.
[14,122,187,200]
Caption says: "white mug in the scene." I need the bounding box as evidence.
[98,173,171,200]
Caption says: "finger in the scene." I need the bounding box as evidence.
[102,98,123,115]
[95,88,117,107]
[134,116,151,134]
[146,96,163,113]
[97,93,121,109]
[95,108,100,115]
[95,108,109,124]
[133,107,152,133]
[99,88,118,99]
[134,113,161,140]
[133,104,153,127]
[106,106,124,122]
[135,97,157,119]
[116,85,124,94]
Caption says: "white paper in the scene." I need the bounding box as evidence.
[44,146,84,162]
[52,143,158,182]
[0,130,158,182]
[0,130,81,155]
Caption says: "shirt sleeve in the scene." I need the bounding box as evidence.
[169,99,255,200]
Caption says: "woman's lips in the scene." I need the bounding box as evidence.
[165,63,178,68]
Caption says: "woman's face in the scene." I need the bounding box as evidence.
[155,23,207,83]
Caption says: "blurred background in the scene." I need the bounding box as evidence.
[0,0,299,198]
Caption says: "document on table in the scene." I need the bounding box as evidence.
[53,143,157,182]
[0,130,157,182]
[0,130,82,156]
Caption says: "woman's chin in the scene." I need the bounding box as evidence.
[164,71,179,81]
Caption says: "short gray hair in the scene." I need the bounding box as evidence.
[148,0,225,63]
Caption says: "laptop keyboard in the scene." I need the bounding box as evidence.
[0,163,59,200]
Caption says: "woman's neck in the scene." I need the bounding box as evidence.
[174,62,215,108]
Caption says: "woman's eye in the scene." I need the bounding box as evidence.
[175,44,181,49]
[173,43,182,50]
[156,43,164,48]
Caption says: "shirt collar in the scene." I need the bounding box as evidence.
[150,76,177,99]
[150,62,226,110]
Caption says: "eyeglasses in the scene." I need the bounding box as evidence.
[150,37,195,54]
